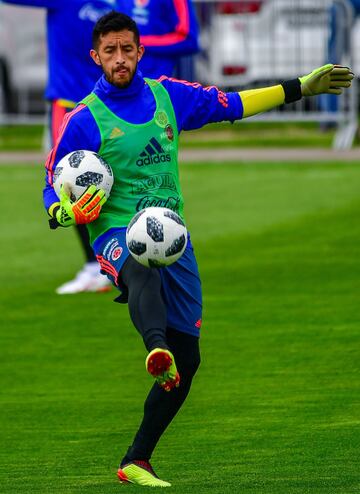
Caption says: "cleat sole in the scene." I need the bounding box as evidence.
[117,468,130,484]
[146,348,181,392]
[117,464,171,488]
[147,351,172,377]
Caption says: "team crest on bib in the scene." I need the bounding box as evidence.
[155,111,168,128]
[165,124,174,141]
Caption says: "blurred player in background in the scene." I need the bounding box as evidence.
[2,0,116,294]
[3,0,200,294]
[44,12,353,487]
[121,0,199,79]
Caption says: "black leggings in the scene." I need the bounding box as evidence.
[120,256,169,352]
[119,257,201,463]
[121,327,201,463]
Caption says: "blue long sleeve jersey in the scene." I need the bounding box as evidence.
[44,70,243,209]
[2,0,117,102]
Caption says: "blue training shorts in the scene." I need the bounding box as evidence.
[93,228,202,337]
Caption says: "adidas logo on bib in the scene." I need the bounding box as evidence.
[110,127,124,139]
[136,138,171,167]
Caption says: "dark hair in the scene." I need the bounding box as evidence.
[92,11,140,49]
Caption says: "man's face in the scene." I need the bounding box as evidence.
[90,30,144,88]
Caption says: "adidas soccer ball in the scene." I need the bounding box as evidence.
[53,150,113,201]
[126,207,188,268]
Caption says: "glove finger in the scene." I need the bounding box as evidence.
[76,184,97,208]
[330,77,352,83]
[88,194,107,211]
[329,81,352,89]
[315,64,335,77]
[98,194,107,207]
[86,191,107,222]
[331,67,354,74]
[82,189,107,214]
[72,204,92,224]
[330,73,354,81]
[76,192,94,209]
[331,66,353,73]
[86,204,102,222]
[331,72,354,80]
[79,184,97,200]
[94,188,106,201]
[315,63,334,73]
[84,187,105,204]
[90,189,107,207]
[60,183,70,202]
[329,80,353,88]
[63,182,73,197]
[327,88,343,95]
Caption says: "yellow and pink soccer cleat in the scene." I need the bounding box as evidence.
[145,348,180,392]
[117,460,171,487]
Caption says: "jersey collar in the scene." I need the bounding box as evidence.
[95,69,145,99]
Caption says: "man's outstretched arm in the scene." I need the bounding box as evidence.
[164,64,354,132]
[240,64,354,118]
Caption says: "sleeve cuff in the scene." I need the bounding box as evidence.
[281,79,302,104]
[48,202,60,217]
[48,203,61,229]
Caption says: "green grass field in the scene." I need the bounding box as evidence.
[1,161,360,493]
[0,122,342,150]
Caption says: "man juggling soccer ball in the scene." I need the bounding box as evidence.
[44,11,354,488]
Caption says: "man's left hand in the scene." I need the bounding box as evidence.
[300,64,354,96]
[50,184,107,229]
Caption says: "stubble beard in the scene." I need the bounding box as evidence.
[103,61,138,89]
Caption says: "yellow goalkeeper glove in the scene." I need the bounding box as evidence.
[49,183,107,229]
[300,64,354,97]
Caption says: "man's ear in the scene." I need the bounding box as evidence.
[90,49,101,66]
[137,44,145,62]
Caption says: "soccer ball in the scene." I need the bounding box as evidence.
[126,207,188,268]
[53,150,113,201]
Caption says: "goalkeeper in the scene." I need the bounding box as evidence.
[44,11,354,488]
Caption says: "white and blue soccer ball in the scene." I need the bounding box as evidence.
[53,149,113,201]
[126,207,187,268]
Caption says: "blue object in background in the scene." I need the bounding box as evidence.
[319,0,360,120]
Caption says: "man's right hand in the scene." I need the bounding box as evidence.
[50,184,107,228]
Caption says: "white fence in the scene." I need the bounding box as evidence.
[194,0,359,149]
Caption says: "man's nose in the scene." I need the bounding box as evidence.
[115,47,125,64]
